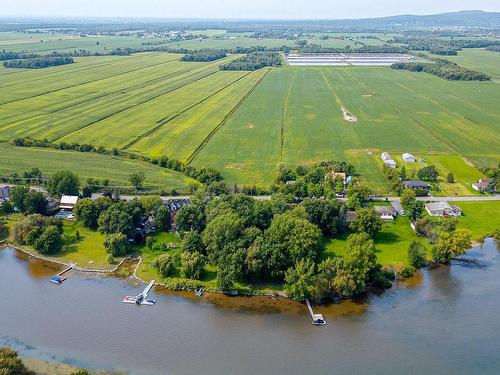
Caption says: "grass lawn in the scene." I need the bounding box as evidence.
[55,221,111,269]
[322,216,429,268]
[454,201,500,240]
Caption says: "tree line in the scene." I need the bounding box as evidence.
[219,52,281,71]
[391,61,491,81]
[181,49,227,62]
[3,56,74,69]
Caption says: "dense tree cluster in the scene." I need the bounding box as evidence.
[220,52,281,71]
[46,170,80,197]
[391,61,491,81]
[3,56,74,69]
[10,214,63,254]
[181,49,227,62]
[391,37,499,55]
[486,45,500,52]
[10,185,47,215]
[0,347,35,375]
[0,50,40,60]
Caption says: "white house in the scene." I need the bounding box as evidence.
[59,195,79,210]
[374,206,397,220]
[472,178,490,192]
[402,153,416,163]
[425,202,462,217]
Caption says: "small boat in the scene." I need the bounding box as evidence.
[195,289,203,297]
[49,276,66,284]
[312,314,327,326]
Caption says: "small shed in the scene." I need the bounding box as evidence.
[402,153,416,163]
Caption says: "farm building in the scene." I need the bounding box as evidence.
[425,202,462,217]
[403,180,431,190]
[381,152,397,168]
[374,206,397,220]
[472,178,491,192]
[402,153,416,163]
[59,195,79,210]
[0,185,12,204]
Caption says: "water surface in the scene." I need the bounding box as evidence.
[1,240,499,375]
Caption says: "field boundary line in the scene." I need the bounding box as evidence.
[186,68,271,165]
[0,56,182,107]
[280,73,294,162]
[51,70,220,142]
[122,71,254,150]
[0,60,223,128]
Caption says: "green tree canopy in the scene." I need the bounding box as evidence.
[432,229,472,264]
[303,198,346,236]
[154,204,172,232]
[73,197,112,229]
[350,207,383,238]
[175,204,205,232]
[408,240,427,268]
[104,232,129,257]
[34,225,63,255]
[98,202,136,236]
[180,252,205,280]
[46,170,80,197]
[284,259,317,301]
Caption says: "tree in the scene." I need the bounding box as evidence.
[408,240,427,268]
[432,229,472,264]
[446,173,455,183]
[284,259,317,301]
[350,207,383,238]
[34,225,63,255]
[183,231,205,253]
[417,165,439,181]
[46,170,80,196]
[0,347,35,375]
[202,213,245,263]
[98,202,136,236]
[140,195,163,214]
[104,233,129,257]
[146,236,154,250]
[216,262,236,291]
[154,205,171,232]
[155,253,178,277]
[180,252,205,279]
[303,198,346,236]
[400,188,416,208]
[175,204,205,232]
[407,200,425,222]
[73,197,112,229]
[129,171,145,191]
[10,185,29,212]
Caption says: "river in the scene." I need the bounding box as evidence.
[1,239,500,375]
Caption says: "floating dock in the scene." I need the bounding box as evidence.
[49,264,75,284]
[306,299,327,326]
[123,280,156,306]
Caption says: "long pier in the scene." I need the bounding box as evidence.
[306,299,327,326]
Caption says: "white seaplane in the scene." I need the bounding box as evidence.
[122,280,156,306]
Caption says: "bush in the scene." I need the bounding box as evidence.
[0,347,35,374]
[407,240,427,268]
[446,173,455,183]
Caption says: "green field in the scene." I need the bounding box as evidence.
[447,48,500,81]
[0,47,498,190]
[194,63,499,188]
[0,143,198,191]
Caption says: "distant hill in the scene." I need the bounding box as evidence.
[335,10,500,28]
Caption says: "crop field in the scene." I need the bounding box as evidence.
[446,48,500,81]
[0,47,498,191]
[0,143,197,191]
[193,65,499,188]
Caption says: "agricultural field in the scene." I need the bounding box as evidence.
[0,143,197,192]
[0,45,498,192]
[446,48,500,81]
[194,65,499,189]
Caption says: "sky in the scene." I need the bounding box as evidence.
[0,0,499,19]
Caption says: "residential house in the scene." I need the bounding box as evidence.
[472,178,491,192]
[425,202,462,217]
[381,152,397,169]
[374,206,397,220]
[403,180,431,190]
[0,185,12,204]
[402,153,416,163]
[59,195,79,210]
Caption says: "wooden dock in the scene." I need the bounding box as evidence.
[306,299,327,326]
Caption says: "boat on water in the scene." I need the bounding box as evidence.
[49,276,66,284]
[312,313,327,326]
[195,289,203,297]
